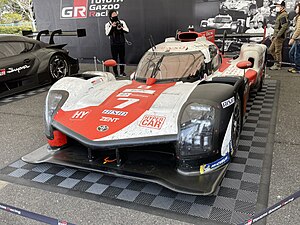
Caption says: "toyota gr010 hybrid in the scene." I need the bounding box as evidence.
[0,30,83,98]
[23,31,267,195]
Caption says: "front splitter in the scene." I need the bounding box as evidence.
[22,144,228,195]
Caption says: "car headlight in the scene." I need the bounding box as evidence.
[44,90,68,139]
[178,103,215,157]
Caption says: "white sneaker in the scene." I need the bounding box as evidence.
[270,64,281,70]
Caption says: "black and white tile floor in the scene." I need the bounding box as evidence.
[0,80,278,225]
[0,86,50,106]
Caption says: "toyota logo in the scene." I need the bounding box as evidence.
[97,125,109,132]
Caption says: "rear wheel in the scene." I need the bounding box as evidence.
[49,54,69,81]
[231,94,242,156]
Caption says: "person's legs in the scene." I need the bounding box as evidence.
[288,42,296,72]
[111,45,119,76]
[268,39,276,60]
[118,45,126,75]
[268,40,279,70]
[274,38,284,66]
[294,40,300,72]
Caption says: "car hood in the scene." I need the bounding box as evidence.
[53,79,200,142]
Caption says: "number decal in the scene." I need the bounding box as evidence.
[114,98,140,109]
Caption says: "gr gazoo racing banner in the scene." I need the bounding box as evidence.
[60,0,126,19]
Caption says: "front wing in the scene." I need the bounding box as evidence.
[22,144,228,195]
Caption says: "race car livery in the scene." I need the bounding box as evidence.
[23,30,267,195]
[0,30,83,98]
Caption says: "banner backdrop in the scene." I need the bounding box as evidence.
[32,0,297,64]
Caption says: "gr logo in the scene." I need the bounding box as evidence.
[61,0,88,19]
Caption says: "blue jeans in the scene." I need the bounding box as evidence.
[289,40,300,71]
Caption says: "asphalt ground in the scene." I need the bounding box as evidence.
[0,64,299,225]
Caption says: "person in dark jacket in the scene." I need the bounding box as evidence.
[268,1,289,70]
[105,10,129,77]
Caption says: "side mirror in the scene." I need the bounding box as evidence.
[236,61,252,69]
[103,59,117,67]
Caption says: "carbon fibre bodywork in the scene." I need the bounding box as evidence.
[0,35,79,98]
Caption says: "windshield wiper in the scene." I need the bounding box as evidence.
[150,55,165,78]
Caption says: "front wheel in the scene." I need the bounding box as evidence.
[49,54,69,81]
[231,94,242,155]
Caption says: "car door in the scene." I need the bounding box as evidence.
[0,41,38,84]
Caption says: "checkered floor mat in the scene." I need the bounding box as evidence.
[0,80,278,225]
[0,86,50,106]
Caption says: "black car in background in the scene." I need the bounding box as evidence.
[0,31,82,98]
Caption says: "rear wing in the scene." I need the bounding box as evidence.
[22,29,86,44]
[176,28,266,55]
[215,29,266,55]
[176,29,215,43]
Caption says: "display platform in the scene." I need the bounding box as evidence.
[0,80,278,225]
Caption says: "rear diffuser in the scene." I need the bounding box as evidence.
[22,144,228,195]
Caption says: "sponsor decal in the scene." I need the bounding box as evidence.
[103,156,116,164]
[200,153,230,174]
[221,96,235,109]
[97,125,109,132]
[122,89,156,94]
[0,69,5,76]
[139,115,166,130]
[71,110,90,120]
[102,109,128,117]
[117,92,131,97]
[100,116,119,123]
[91,77,104,85]
[6,65,30,74]
[61,0,125,19]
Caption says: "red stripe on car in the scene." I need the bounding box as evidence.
[54,80,176,141]
[218,57,231,72]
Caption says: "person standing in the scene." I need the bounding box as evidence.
[245,21,258,42]
[105,10,129,77]
[268,1,289,70]
[288,3,300,73]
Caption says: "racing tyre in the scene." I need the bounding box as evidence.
[49,54,69,81]
[231,94,242,155]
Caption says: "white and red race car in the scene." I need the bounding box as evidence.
[23,30,266,195]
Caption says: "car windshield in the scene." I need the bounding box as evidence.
[135,51,205,80]
[214,17,231,23]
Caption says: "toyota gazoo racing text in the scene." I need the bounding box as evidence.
[23,30,267,195]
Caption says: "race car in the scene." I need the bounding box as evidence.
[23,30,266,195]
[200,14,245,34]
[220,0,256,15]
[0,29,85,98]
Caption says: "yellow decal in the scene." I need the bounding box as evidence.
[200,165,205,174]
[103,157,116,165]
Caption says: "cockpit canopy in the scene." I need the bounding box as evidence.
[135,51,205,81]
